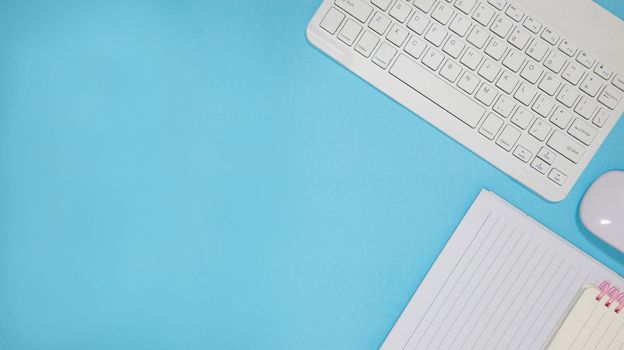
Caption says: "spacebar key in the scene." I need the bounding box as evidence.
[389,54,485,128]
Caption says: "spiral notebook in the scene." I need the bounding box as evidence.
[381,190,624,350]
[547,282,624,350]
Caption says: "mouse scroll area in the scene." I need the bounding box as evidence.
[580,170,624,253]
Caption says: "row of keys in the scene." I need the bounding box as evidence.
[475,113,569,186]
[366,0,622,102]
[398,34,593,166]
[358,1,622,122]
[320,1,621,189]
[367,0,621,90]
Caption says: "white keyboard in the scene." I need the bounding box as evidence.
[307,0,624,201]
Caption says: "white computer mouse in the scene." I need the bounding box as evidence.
[580,170,624,253]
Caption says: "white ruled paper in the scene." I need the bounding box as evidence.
[381,190,624,350]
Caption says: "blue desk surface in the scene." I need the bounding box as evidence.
[1,1,623,349]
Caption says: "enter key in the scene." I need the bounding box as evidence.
[568,118,597,146]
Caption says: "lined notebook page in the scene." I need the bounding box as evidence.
[381,190,624,350]
[547,285,624,350]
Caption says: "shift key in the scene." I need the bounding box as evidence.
[547,131,585,163]
[335,0,373,22]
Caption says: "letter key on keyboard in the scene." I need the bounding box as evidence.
[310,0,624,201]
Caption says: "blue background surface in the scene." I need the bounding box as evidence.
[1,0,623,349]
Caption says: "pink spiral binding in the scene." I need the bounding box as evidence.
[604,287,620,307]
[596,281,610,301]
[615,292,624,314]
[596,281,624,314]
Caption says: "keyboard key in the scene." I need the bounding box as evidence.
[529,119,551,141]
[387,24,409,46]
[502,50,525,72]
[454,0,477,15]
[355,31,379,57]
[549,106,573,129]
[548,168,567,186]
[338,19,363,46]
[472,3,496,26]
[479,113,504,139]
[557,85,579,108]
[541,27,560,45]
[514,83,537,105]
[532,94,554,117]
[449,14,471,37]
[561,62,584,85]
[568,118,597,145]
[320,7,345,34]
[404,36,427,59]
[526,38,549,62]
[538,73,561,96]
[593,108,610,127]
[544,51,567,73]
[520,61,543,84]
[373,42,397,69]
[413,0,436,13]
[407,11,430,34]
[422,48,445,70]
[511,107,534,129]
[485,39,507,61]
[467,26,489,49]
[493,95,516,118]
[432,2,454,24]
[443,36,465,59]
[425,24,448,46]
[457,71,481,94]
[558,39,577,57]
[390,55,486,127]
[505,4,524,22]
[612,75,624,91]
[487,0,507,10]
[369,12,391,35]
[547,131,585,163]
[478,59,501,82]
[490,15,513,38]
[440,60,463,82]
[390,0,412,22]
[598,85,623,109]
[476,83,498,106]
[508,27,531,50]
[461,47,483,70]
[335,0,372,23]
[576,51,595,69]
[580,74,602,97]
[523,16,542,34]
[371,0,392,11]
[538,146,557,164]
[513,145,532,162]
[496,71,519,94]
[594,62,613,80]
[496,125,521,151]
[574,96,598,119]
[531,157,549,174]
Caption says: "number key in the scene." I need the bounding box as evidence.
[454,0,477,15]
[473,3,496,26]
